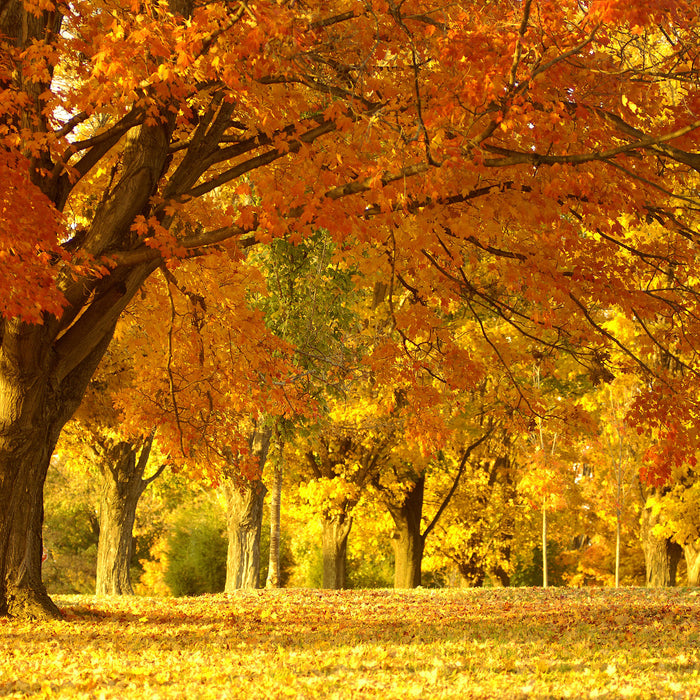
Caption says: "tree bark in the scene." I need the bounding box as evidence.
[388,475,425,589]
[224,426,271,591]
[542,498,548,589]
[224,479,267,590]
[0,322,115,618]
[457,558,486,588]
[266,457,283,588]
[683,540,700,586]
[321,514,352,589]
[640,502,683,587]
[95,434,160,595]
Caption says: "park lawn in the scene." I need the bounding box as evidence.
[1,588,699,699]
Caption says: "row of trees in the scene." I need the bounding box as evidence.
[1,0,700,617]
[45,233,696,597]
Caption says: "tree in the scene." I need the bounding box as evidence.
[576,376,647,587]
[3,0,700,618]
[427,440,522,588]
[57,339,168,596]
[296,420,385,589]
[372,428,492,588]
[93,433,162,595]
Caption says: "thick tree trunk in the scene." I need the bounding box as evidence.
[0,0,181,622]
[388,475,425,589]
[266,457,283,588]
[640,502,683,587]
[321,515,352,589]
[224,426,271,591]
[224,480,267,591]
[494,565,510,587]
[0,323,115,618]
[95,435,157,595]
[683,540,700,586]
[1,425,60,620]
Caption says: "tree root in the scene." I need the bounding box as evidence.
[5,584,63,620]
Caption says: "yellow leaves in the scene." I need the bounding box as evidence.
[299,477,359,517]
[621,94,639,115]
[5,588,700,698]
[157,63,173,82]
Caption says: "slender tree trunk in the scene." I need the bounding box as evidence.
[388,475,425,589]
[683,540,700,586]
[615,509,621,588]
[266,456,283,588]
[224,480,267,590]
[640,502,683,587]
[614,434,624,588]
[542,498,548,589]
[95,434,158,595]
[321,514,352,589]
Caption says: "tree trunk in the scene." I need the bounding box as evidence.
[683,540,700,586]
[615,510,621,588]
[95,434,158,595]
[0,323,115,618]
[0,0,180,622]
[266,457,283,588]
[1,418,61,620]
[321,515,352,589]
[542,498,548,588]
[224,425,271,591]
[457,558,486,587]
[640,502,683,587]
[224,479,267,590]
[388,475,425,589]
[494,565,510,587]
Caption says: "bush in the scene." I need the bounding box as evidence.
[347,547,394,589]
[511,543,567,587]
[164,504,227,596]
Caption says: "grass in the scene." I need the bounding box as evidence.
[1,587,699,698]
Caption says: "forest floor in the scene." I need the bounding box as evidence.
[1,587,699,698]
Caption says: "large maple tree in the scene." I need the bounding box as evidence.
[1,0,699,618]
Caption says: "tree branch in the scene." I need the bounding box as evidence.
[422,429,492,542]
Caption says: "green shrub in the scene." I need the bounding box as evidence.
[164,504,227,596]
[347,548,394,589]
[511,543,567,587]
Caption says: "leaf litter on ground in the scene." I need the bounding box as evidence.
[1,587,699,699]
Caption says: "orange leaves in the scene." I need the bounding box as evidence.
[1,0,699,491]
[0,151,66,321]
[132,215,187,259]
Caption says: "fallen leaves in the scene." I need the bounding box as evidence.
[1,588,699,698]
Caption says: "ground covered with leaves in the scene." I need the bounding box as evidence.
[1,588,699,698]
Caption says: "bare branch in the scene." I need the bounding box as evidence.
[422,429,493,541]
